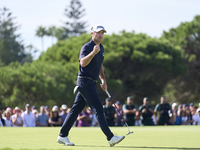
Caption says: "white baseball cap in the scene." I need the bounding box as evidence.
[52,105,59,112]
[172,103,177,107]
[32,109,38,114]
[91,25,106,33]
[61,104,67,110]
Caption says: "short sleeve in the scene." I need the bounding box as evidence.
[154,104,159,111]
[79,45,90,61]
[138,106,143,113]
[122,104,126,111]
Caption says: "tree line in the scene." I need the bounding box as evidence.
[0,1,200,110]
[35,0,88,51]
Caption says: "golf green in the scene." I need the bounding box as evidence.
[0,126,199,150]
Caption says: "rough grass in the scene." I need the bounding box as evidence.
[0,126,200,150]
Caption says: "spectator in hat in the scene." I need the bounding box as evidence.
[115,101,123,126]
[189,103,195,113]
[12,107,23,127]
[122,96,137,126]
[6,107,12,114]
[36,106,49,127]
[193,106,198,125]
[87,107,99,127]
[138,97,154,126]
[21,104,35,127]
[3,110,12,127]
[49,105,62,127]
[185,108,194,125]
[44,106,50,126]
[177,105,182,116]
[103,98,117,126]
[77,107,91,127]
[45,106,50,118]
[189,103,197,125]
[172,110,182,125]
[180,110,187,125]
[31,106,37,112]
[60,104,68,124]
[182,104,187,111]
[172,103,178,113]
[169,103,178,124]
[32,109,38,126]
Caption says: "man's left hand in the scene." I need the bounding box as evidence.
[100,82,107,91]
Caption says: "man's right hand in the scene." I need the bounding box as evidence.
[80,45,100,67]
[142,108,147,113]
[93,45,100,54]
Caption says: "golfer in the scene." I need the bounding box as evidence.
[57,25,125,147]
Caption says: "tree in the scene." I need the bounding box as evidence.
[61,0,88,39]
[0,61,78,109]
[162,15,200,104]
[38,32,186,107]
[35,26,47,51]
[46,25,57,45]
[0,7,31,65]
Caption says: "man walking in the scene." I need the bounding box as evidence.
[57,25,125,147]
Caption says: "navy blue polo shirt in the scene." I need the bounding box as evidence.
[78,39,104,80]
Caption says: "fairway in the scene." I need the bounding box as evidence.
[0,126,200,150]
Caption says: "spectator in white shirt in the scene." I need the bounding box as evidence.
[3,110,12,127]
[21,104,35,127]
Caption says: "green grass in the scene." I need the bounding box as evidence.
[0,126,200,150]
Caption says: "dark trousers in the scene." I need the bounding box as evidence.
[159,116,170,125]
[59,78,114,140]
[126,120,135,126]
[142,118,155,126]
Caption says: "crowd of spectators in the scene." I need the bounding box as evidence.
[1,96,200,127]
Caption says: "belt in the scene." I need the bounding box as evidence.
[78,76,98,83]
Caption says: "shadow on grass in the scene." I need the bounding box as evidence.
[117,146,200,150]
[77,145,200,150]
[0,148,73,150]
[1,146,199,150]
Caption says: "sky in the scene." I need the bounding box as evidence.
[1,0,200,59]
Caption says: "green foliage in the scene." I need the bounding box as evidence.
[35,26,47,51]
[161,15,200,103]
[0,30,187,108]
[101,31,186,105]
[0,7,32,65]
[9,13,200,108]
[0,61,78,109]
[38,33,91,64]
